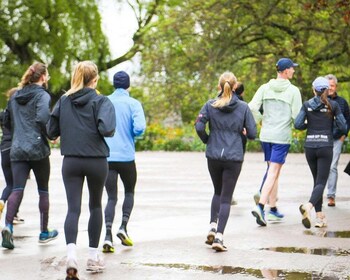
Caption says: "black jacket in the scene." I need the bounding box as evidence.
[6,84,51,161]
[47,88,116,157]
[0,108,12,151]
[294,96,347,148]
[195,95,256,161]
[328,93,350,139]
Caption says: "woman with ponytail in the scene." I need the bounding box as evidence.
[1,62,58,250]
[195,72,256,251]
[47,61,116,279]
[295,77,347,229]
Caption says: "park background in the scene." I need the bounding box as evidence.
[1,0,350,152]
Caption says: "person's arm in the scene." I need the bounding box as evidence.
[334,102,348,136]
[96,97,116,137]
[35,91,51,134]
[46,99,61,140]
[244,106,257,140]
[195,103,209,144]
[294,103,307,130]
[248,85,265,123]
[132,101,146,137]
[291,89,303,120]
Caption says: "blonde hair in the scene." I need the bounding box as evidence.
[212,72,237,108]
[18,62,47,89]
[65,61,99,96]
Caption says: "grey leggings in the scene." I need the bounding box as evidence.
[62,157,108,248]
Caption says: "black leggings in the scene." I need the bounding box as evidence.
[6,157,50,231]
[62,157,108,248]
[207,159,242,234]
[305,147,333,212]
[104,161,137,231]
[1,149,13,201]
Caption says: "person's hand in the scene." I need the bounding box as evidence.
[242,128,247,135]
[340,135,346,142]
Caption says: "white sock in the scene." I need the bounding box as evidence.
[67,243,77,261]
[210,222,217,230]
[215,232,223,241]
[88,247,98,261]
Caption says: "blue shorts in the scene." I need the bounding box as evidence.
[261,142,290,164]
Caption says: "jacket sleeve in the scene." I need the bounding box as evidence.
[248,85,264,124]
[342,98,350,135]
[294,103,307,130]
[46,98,61,140]
[35,91,51,134]
[132,101,146,137]
[333,103,348,135]
[195,102,209,144]
[291,89,303,120]
[96,97,116,137]
[244,106,257,140]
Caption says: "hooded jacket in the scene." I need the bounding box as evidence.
[249,78,302,144]
[47,88,116,157]
[294,96,347,148]
[6,84,51,161]
[195,94,256,161]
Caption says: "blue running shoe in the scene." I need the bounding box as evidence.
[2,225,14,249]
[267,210,284,221]
[252,205,267,226]
[39,229,58,243]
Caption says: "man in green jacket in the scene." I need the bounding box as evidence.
[249,58,302,226]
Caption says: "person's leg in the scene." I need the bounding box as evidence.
[327,139,343,204]
[0,149,13,202]
[259,163,283,205]
[116,161,137,246]
[85,157,108,268]
[2,161,30,249]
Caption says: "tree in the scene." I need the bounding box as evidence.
[139,0,350,123]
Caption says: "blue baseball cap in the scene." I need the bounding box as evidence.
[276,58,298,72]
[113,71,130,89]
[312,77,329,92]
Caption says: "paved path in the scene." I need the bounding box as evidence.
[0,150,350,279]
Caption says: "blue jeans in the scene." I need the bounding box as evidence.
[327,139,343,198]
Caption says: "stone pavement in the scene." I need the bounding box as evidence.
[0,150,349,279]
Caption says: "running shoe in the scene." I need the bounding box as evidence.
[327,197,335,207]
[86,255,105,273]
[13,215,25,224]
[205,228,216,245]
[315,217,327,228]
[251,204,267,226]
[253,191,261,205]
[212,238,227,252]
[39,229,59,243]
[267,210,284,221]
[66,258,79,280]
[0,200,4,220]
[102,239,114,253]
[117,228,133,246]
[1,225,14,249]
[299,204,311,229]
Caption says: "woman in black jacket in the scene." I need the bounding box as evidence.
[295,77,347,229]
[1,62,57,250]
[195,72,256,252]
[47,61,116,279]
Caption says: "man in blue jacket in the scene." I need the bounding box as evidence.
[102,71,146,253]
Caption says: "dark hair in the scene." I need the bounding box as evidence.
[18,62,47,88]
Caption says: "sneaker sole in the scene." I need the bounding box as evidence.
[212,243,227,252]
[39,234,58,244]
[1,229,14,249]
[299,205,311,229]
[86,266,105,273]
[205,232,215,245]
[252,210,267,226]
[117,232,133,246]
[102,242,115,253]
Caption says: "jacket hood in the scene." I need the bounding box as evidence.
[218,94,239,113]
[69,88,96,106]
[15,84,44,105]
[267,78,291,93]
[308,96,326,111]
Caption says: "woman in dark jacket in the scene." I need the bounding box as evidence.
[47,61,116,279]
[195,72,256,252]
[1,62,57,250]
[295,77,347,229]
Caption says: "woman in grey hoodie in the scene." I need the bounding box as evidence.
[195,72,256,251]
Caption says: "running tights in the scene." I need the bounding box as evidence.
[305,147,333,212]
[62,157,108,248]
[207,159,242,234]
[104,161,137,231]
